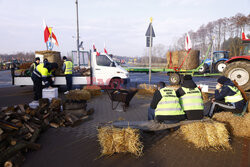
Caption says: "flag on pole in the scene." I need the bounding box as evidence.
[184,33,192,51]
[104,44,108,54]
[51,32,59,46]
[43,20,50,43]
[242,28,248,40]
[93,43,100,56]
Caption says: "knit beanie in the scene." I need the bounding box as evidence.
[217,76,230,84]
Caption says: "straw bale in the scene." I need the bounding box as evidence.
[179,121,231,149]
[166,51,179,68]
[137,84,156,96]
[202,92,209,103]
[83,85,102,97]
[213,112,250,138]
[177,50,200,70]
[35,50,63,75]
[97,126,143,156]
[66,90,91,101]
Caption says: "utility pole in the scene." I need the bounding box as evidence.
[75,0,80,66]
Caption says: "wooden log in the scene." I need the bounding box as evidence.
[4,152,25,167]
[0,141,40,166]
[0,128,3,135]
[99,118,212,131]
[24,123,34,133]
[0,120,19,131]
[64,109,87,118]
[18,105,25,113]
[63,102,87,110]
[49,98,61,111]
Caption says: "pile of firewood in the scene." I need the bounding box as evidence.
[0,98,92,166]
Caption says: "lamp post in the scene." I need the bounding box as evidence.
[75,0,80,66]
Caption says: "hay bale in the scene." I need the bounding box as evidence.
[202,92,209,103]
[166,51,179,68]
[35,50,63,75]
[178,50,200,70]
[137,84,156,96]
[166,50,200,70]
[97,126,143,156]
[213,112,250,138]
[65,90,91,101]
[179,121,231,149]
[83,85,102,97]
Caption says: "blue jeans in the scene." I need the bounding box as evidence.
[148,107,155,120]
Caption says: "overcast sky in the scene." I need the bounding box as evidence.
[0,0,249,57]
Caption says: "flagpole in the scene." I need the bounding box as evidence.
[75,0,80,66]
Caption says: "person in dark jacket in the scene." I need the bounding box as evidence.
[31,62,58,102]
[148,82,186,123]
[206,76,246,118]
[176,75,204,120]
[29,57,40,74]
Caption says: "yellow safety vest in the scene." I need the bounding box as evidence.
[64,61,73,74]
[155,87,185,116]
[225,86,244,103]
[33,63,37,70]
[180,87,204,111]
[33,63,50,78]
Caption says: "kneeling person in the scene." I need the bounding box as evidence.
[148,82,186,123]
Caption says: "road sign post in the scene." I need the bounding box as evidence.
[145,17,155,84]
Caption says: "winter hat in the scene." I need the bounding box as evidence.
[183,75,192,80]
[217,76,230,84]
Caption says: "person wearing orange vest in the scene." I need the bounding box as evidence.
[62,56,73,94]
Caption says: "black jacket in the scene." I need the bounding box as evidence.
[215,80,245,111]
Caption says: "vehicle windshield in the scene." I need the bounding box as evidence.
[213,52,226,62]
[242,43,250,55]
[97,55,113,66]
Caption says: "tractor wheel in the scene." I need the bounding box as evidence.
[169,73,181,85]
[223,61,250,91]
[215,61,227,73]
[198,64,209,74]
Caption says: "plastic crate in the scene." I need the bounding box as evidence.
[42,88,58,100]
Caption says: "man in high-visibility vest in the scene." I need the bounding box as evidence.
[31,62,58,102]
[206,76,246,118]
[176,75,204,120]
[148,82,186,123]
[29,57,40,74]
[62,56,73,94]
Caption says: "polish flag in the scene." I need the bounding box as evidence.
[93,43,100,56]
[242,28,248,40]
[43,20,50,43]
[104,48,108,54]
[51,32,59,46]
[184,33,192,51]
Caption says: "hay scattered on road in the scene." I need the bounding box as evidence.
[179,121,231,149]
[97,126,143,157]
[137,84,156,96]
[213,112,250,138]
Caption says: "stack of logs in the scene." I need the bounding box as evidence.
[64,90,94,119]
[0,98,92,167]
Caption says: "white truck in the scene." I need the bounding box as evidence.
[13,51,130,88]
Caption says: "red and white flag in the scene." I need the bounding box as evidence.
[104,43,108,54]
[184,33,192,51]
[242,28,248,40]
[43,19,50,43]
[93,43,100,56]
[51,32,59,46]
